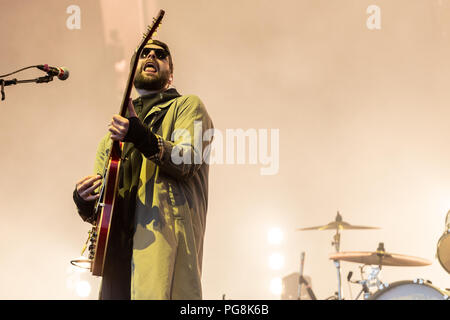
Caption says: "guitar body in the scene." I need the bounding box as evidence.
[91,145,121,276]
[84,9,166,277]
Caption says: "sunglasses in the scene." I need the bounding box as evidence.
[140,47,169,60]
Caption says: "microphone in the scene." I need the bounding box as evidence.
[37,64,69,80]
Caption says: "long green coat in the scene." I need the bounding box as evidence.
[92,89,213,299]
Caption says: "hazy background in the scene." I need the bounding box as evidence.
[1,0,450,299]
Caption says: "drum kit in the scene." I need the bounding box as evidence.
[296,211,450,300]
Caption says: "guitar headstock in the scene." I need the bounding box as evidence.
[119,9,165,117]
[142,16,162,40]
[135,9,165,56]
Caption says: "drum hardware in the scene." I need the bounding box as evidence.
[297,211,380,300]
[333,260,343,300]
[296,211,444,300]
[436,210,450,274]
[347,271,370,300]
[332,243,433,300]
[413,278,426,285]
[368,280,450,300]
[347,264,387,299]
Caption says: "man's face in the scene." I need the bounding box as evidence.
[134,44,172,91]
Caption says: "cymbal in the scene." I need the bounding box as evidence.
[297,222,379,231]
[329,251,432,267]
[297,211,379,231]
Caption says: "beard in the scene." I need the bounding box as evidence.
[133,68,171,91]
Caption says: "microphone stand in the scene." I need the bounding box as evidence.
[299,275,317,300]
[297,251,317,300]
[0,75,54,101]
[297,252,305,300]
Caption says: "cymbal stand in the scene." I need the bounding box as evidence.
[353,265,382,300]
[331,228,343,300]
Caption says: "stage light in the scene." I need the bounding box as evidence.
[75,280,91,298]
[114,59,127,72]
[270,277,282,295]
[268,253,285,270]
[267,228,283,245]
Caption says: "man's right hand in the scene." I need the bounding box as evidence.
[76,175,102,201]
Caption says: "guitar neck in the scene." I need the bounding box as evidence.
[118,59,139,118]
[110,68,135,158]
[117,9,165,118]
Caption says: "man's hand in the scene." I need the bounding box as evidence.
[109,98,138,141]
[76,175,102,201]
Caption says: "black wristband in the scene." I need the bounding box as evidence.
[124,117,159,158]
[124,117,147,143]
[73,187,96,223]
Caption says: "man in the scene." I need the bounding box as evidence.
[73,39,214,300]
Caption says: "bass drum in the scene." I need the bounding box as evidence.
[437,231,450,274]
[369,280,449,300]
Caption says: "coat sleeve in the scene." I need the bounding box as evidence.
[152,95,214,180]
[73,134,111,224]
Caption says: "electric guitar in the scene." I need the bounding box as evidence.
[87,10,165,276]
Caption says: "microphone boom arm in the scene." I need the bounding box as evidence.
[0,75,54,101]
